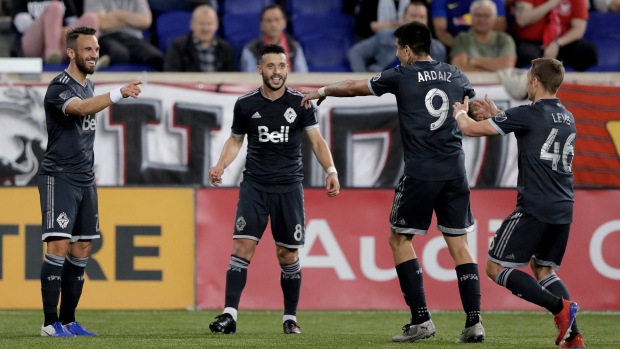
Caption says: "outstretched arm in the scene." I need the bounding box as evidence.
[452,96,500,137]
[301,79,372,106]
[65,80,142,116]
[208,135,244,186]
[306,128,340,197]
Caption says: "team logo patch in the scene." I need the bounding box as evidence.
[372,72,382,81]
[59,90,72,101]
[284,108,297,123]
[493,111,507,123]
[236,216,246,231]
[57,212,70,229]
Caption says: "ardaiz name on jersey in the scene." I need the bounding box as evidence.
[258,126,290,143]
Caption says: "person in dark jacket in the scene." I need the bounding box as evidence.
[164,5,236,72]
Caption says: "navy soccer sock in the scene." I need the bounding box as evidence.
[496,268,562,314]
[59,254,88,325]
[41,253,64,326]
[224,255,250,310]
[539,273,580,337]
[280,259,302,316]
[395,258,430,325]
[456,263,482,327]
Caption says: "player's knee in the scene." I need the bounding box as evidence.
[485,260,502,280]
[276,246,298,264]
[388,232,407,251]
[232,239,256,260]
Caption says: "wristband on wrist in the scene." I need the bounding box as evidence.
[318,87,326,97]
[454,110,467,120]
[109,87,123,103]
[326,166,337,175]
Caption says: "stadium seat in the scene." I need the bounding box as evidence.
[155,11,193,52]
[298,34,353,72]
[286,0,342,15]
[222,13,262,65]
[584,12,620,41]
[291,12,354,40]
[588,37,620,71]
[222,0,274,15]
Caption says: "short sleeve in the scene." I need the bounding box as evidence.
[83,0,105,13]
[134,0,151,14]
[368,68,400,97]
[302,104,318,130]
[231,100,245,137]
[496,33,517,57]
[488,106,532,136]
[571,0,588,20]
[45,82,80,115]
[431,0,447,19]
[453,67,475,99]
[450,32,469,58]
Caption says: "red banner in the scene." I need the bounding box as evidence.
[196,188,620,310]
[558,83,620,187]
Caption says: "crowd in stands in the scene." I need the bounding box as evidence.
[2,0,617,72]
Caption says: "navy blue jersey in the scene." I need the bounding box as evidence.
[40,71,97,187]
[231,86,319,192]
[489,98,576,224]
[368,60,475,181]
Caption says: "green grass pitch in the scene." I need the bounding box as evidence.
[0,310,618,348]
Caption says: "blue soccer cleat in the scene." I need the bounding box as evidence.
[64,321,98,336]
[40,321,76,337]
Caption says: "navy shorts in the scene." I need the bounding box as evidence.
[233,180,305,248]
[390,175,475,236]
[488,211,570,270]
[38,175,101,242]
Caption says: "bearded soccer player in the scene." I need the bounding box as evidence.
[38,26,142,337]
[208,44,340,335]
[453,58,583,348]
[301,22,484,343]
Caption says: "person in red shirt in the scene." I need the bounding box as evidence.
[513,0,597,71]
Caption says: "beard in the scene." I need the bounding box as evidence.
[75,54,96,75]
[262,73,287,91]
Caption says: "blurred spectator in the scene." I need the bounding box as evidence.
[513,0,597,71]
[12,0,98,63]
[450,0,516,71]
[163,5,235,72]
[431,0,507,47]
[84,0,164,70]
[239,4,308,73]
[354,0,411,41]
[592,0,620,12]
[348,0,446,72]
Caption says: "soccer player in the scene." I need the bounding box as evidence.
[301,22,484,343]
[208,44,340,335]
[452,57,583,348]
[38,26,142,337]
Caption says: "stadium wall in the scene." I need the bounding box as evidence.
[0,187,618,310]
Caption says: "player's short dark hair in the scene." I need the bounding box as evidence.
[66,26,97,51]
[260,4,286,21]
[393,21,431,56]
[530,58,564,94]
[259,44,286,64]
